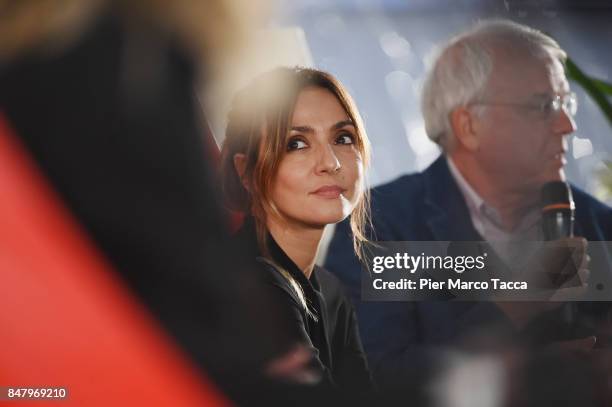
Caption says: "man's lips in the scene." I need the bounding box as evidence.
[552,151,567,166]
[549,151,567,167]
[311,185,346,198]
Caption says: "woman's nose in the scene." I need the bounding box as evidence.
[316,144,341,174]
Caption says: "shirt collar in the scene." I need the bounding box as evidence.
[446,156,487,215]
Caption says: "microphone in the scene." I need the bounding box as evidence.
[541,181,577,334]
[541,181,575,240]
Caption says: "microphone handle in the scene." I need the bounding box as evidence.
[542,209,576,334]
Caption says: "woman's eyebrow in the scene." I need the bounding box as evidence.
[332,120,354,130]
[290,120,354,133]
[290,125,314,133]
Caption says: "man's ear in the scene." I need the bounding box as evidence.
[450,107,480,151]
[233,153,249,190]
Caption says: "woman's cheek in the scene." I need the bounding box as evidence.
[348,159,365,200]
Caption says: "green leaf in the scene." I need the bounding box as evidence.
[591,78,612,95]
[566,57,612,127]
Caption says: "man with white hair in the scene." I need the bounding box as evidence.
[325,19,612,387]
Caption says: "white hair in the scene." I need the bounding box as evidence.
[421,19,567,152]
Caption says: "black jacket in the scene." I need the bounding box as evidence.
[237,220,374,391]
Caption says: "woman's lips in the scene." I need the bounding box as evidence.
[311,185,346,199]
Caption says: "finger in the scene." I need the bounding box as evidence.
[560,236,587,250]
[566,236,588,248]
[556,268,588,292]
[574,249,589,272]
[265,344,318,382]
[578,267,590,286]
[558,244,588,285]
[583,254,591,269]
[565,237,587,266]
[572,239,587,264]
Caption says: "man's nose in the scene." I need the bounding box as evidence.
[553,106,577,136]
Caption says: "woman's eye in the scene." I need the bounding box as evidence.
[335,133,355,145]
[287,138,308,151]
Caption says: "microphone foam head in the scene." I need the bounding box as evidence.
[541,181,574,210]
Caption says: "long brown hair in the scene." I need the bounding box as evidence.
[220,66,371,264]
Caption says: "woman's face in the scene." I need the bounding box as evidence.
[269,86,364,228]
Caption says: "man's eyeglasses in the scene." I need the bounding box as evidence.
[471,92,578,120]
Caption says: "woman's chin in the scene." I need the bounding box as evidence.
[304,209,351,227]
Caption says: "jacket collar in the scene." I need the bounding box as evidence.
[422,156,483,241]
[239,217,315,286]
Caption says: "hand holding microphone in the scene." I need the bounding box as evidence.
[540,182,591,335]
[493,182,588,330]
